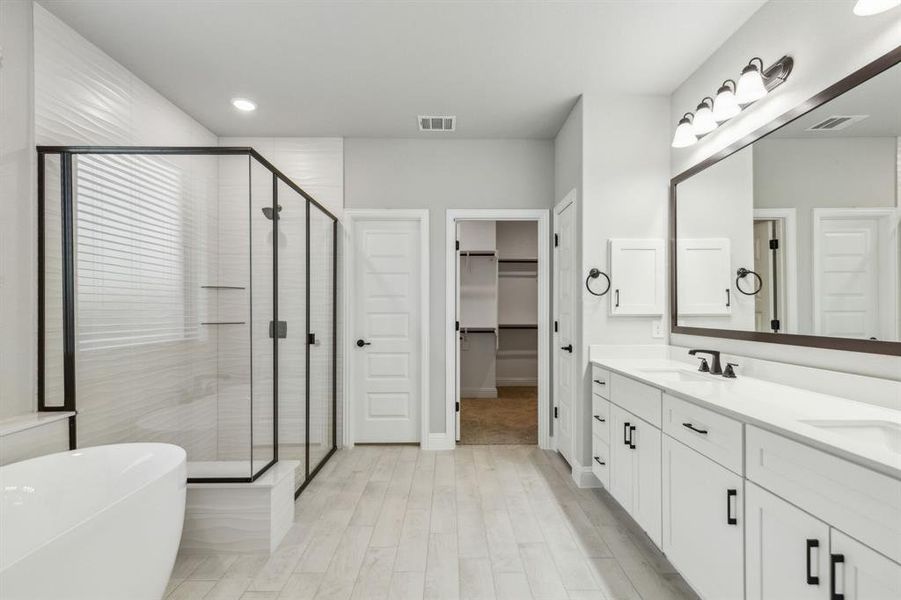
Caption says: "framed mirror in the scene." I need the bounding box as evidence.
[671,47,901,356]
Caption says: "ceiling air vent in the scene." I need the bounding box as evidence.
[418,115,456,132]
[806,115,869,131]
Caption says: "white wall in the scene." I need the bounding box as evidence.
[574,93,671,470]
[669,0,901,380]
[0,0,36,420]
[344,138,554,433]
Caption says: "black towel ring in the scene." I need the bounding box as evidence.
[735,268,763,296]
[586,268,611,297]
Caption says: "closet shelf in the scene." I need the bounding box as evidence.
[498,258,537,263]
[498,324,537,329]
[201,321,246,326]
[459,251,496,257]
[201,285,246,290]
[460,327,496,333]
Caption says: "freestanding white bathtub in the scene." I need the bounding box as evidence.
[0,443,187,600]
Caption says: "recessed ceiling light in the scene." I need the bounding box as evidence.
[231,98,257,112]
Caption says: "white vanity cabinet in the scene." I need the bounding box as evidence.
[745,482,831,600]
[831,529,901,599]
[662,434,744,600]
[607,396,661,546]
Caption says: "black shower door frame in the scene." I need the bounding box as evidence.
[36,146,337,491]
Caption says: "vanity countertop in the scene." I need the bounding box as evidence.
[591,357,901,480]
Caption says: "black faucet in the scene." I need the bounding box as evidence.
[688,349,722,375]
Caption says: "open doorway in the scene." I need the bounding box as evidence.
[445,210,550,449]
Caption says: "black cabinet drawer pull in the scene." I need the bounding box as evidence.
[682,422,709,435]
[830,554,844,600]
[806,539,820,585]
[726,489,737,525]
[593,379,606,385]
[593,415,605,423]
[593,456,605,466]
[623,422,630,445]
[628,425,636,449]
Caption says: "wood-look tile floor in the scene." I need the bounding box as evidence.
[166,445,699,600]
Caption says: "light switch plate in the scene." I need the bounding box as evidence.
[651,319,664,339]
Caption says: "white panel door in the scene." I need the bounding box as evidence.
[455,223,462,441]
[353,219,422,443]
[831,529,901,600]
[745,481,829,600]
[609,239,665,316]
[662,435,743,600]
[553,196,576,465]
[677,238,732,315]
[813,210,897,340]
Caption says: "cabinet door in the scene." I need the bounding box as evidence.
[831,529,901,600]
[608,404,634,511]
[676,238,732,315]
[632,418,661,547]
[609,239,664,316]
[662,436,743,600]
[745,482,829,600]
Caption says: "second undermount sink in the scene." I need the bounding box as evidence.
[636,368,717,384]
[799,419,901,455]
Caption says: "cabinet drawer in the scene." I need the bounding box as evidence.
[591,365,610,399]
[610,373,661,428]
[591,395,610,444]
[663,393,743,475]
[747,426,901,564]
[591,435,610,488]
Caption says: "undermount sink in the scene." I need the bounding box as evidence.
[800,419,901,455]
[636,368,716,384]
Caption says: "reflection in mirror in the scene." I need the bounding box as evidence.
[676,60,900,342]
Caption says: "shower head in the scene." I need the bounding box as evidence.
[261,205,282,220]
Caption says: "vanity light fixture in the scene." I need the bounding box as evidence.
[692,97,718,136]
[672,55,793,150]
[735,58,768,104]
[231,98,257,112]
[671,113,698,148]
[713,80,741,122]
[853,0,901,15]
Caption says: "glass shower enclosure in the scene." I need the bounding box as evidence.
[37,146,336,494]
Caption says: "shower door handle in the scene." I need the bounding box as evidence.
[356,339,371,348]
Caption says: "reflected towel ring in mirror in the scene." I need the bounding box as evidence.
[586,268,611,296]
[735,268,763,295]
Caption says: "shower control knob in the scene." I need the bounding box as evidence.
[356,339,371,348]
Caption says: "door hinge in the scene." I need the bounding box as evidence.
[456,240,460,251]
[554,320,558,333]
[308,332,316,345]
[771,319,781,332]
[554,406,558,419]
[269,320,287,339]
[456,401,460,412]
[769,239,779,250]
[455,320,460,332]
[554,233,559,247]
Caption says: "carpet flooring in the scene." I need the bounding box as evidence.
[460,386,538,445]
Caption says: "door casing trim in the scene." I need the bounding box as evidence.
[343,209,430,448]
[444,208,551,450]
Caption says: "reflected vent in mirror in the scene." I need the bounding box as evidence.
[806,115,869,131]
[418,115,456,132]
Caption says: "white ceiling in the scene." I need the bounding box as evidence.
[773,60,901,138]
[38,0,766,139]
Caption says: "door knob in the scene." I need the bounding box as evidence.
[560,344,573,353]
[356,339,371,348]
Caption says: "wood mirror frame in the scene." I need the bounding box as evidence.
[670,45,901,356]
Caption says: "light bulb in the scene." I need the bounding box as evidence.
[231,98,257,112]
[692,98,717,136]
[672,113,698,148]
[853,0,901,15]
[713,80,741,122]
[735,59,768,104]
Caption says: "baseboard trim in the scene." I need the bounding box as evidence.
[495,377,538,386]
[571,462,602,488]
[423,432,455,451]
[460,387,497,398]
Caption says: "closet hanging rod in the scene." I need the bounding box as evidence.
[459,251,496,257]
[200,321,246,325]
[497,258,537,263]
[201,285,246,290]
[498,324,538,329]
[460,327,496,333]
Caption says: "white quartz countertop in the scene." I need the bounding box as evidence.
[591,358,901,480]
